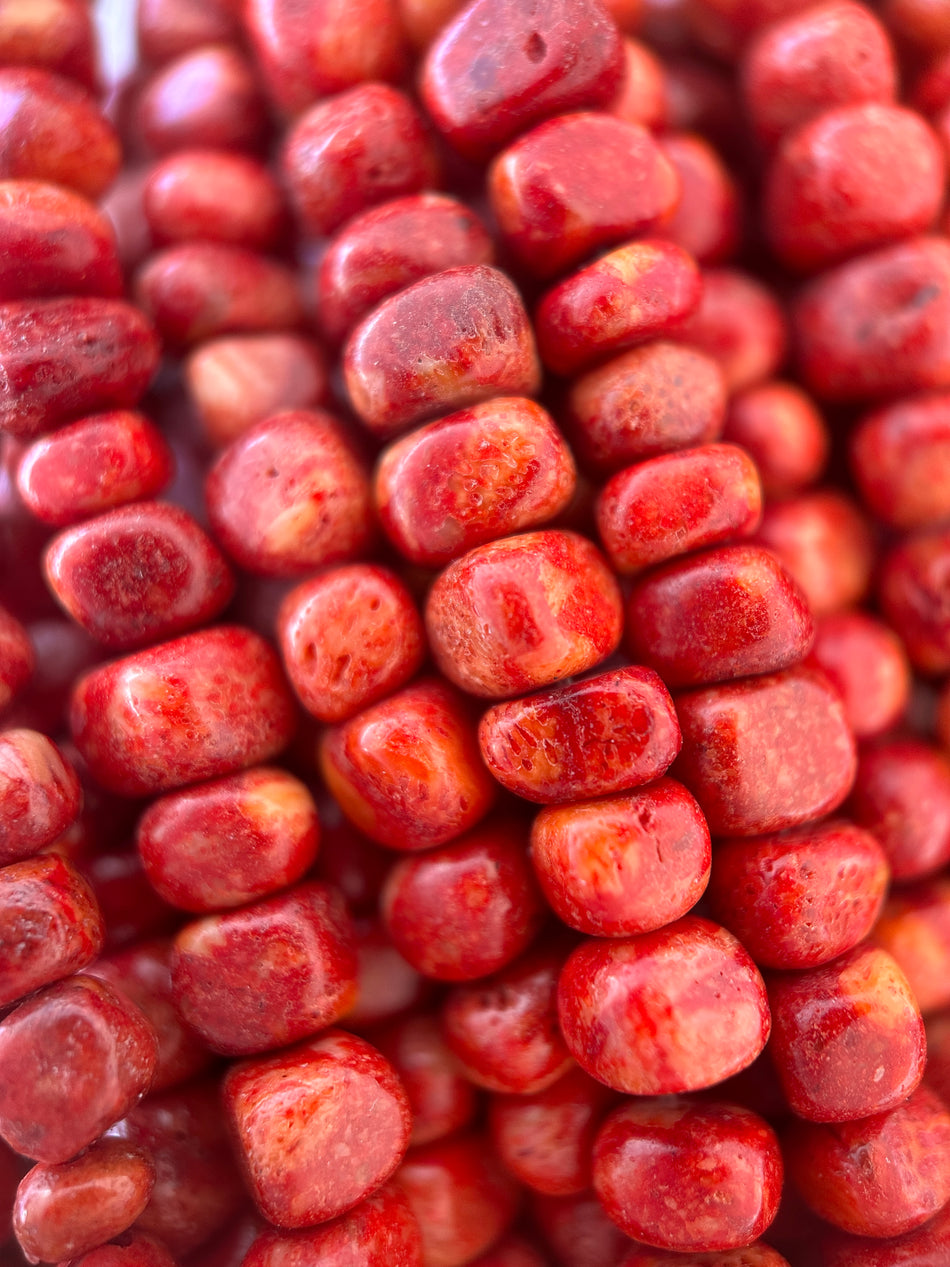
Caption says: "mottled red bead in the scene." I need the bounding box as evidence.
[375,397,576,569]
[136,0,240,65]
[205,409,372,578]
[879,527,950,673]
[596,444,763,575]
[44,501,234,649]
[0,0,97,89]
[558,918,770,1095]
[723,381,828,499]
[479,666,681,804]
[171,881,357,1056]
[0,605,32,711]
[489,113,680,279]
[681,268,788,393]
[143,149,285,250]
[17,411,174,527]
[242,1183,423,1267]
[317,194,495,346]
[0,853,103,1008]
[593,1098,782,1253]
[343,264,540,439]
[14,1140,155,1265]
[0,974,157,1163]
[806,610,910,738]
[873,876,950,1014]
[657,132,742,266]
[70,626,297,797]
[850,738,950,881]
[224,1028,411,1228]
[820,1201,950,1266]
[785,1086,950,1237]
[381,819,544,982]
[420,0,624,162]
[851,391,950,530]
[769,943,926,1122]
[707,819,889,970]
[610,37,670,131]
[0,728,80,865]
[530,778,710,938]
[564,340,727,473]
[319,677,495,851]
[61,1231,178,1267]
[0,298,159,440]
[395,1133,521,1267]
[674,665,856,836]
[425,530,623,699]
[535,239,702,376]
[375,1014,477,1147]
[442,942,574,1094]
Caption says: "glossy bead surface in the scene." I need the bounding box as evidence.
[479,666,681,805]
[375,397,576,569]
[850,739,950,881]
[557,918,770,1095]
[674,666,856,836]
[425,530,623,699]
[806,611,910,738]
[0,605,32,711]
[0,0,97,88]
[0,180,121,302]
[60,1231,178,1266]
[657,132,742,266]
[0,728,80,865]
[143,148,284,251]
[343,265,540,440]
[375,1014,477,1147]
[0,974,157,1163]
[618,1244,791,1266]
[879,528,950,673]
[134,45,267,156]
[681,268,787,393]
[530,778,710,938]
[70,626,297,797]
[224,1028,411,1228]
[851,390,950,530]
[723,381,828,500]
[872,876,950,1014]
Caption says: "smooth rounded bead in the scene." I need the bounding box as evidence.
[425,530,623,699]
[420,0,624,162]
[381,819,545,981]
[785,1086,950,1238]
[137,0,240,65]
[0,298,159,440]
[610,37,669,130]
[872,876,950,1014]
[557,917,771,1095]
[0,606,33,712]
[535,239,702,376]
[375,397,576,568]
[625,544,813,687]
[596,443,763,574]
[564,340,727,473]
[282,84,440,240]
[489,113,680,279]
[806,611,911,738]
[0,180,121,302]
[224,1029,411,1228]
[0,729,80,865]
[593,1099,783,1253]
[768,944,926,1122]
[532,1191,630,1267]
[143,149,285,250]
[530,779,711,938]
[59,1231,178,1266]
[343,265,540,440]
[317,193,495,345]
[138,766,319,912]
[0,975,157,1163]
[879,527,950,673]
[657,132,742,266]
[0,854,104,1008]
[14,1140,154,1265]
[44,501,235,649]
[345,915,428,1029]
[17,411,174,527]
[723,381,828,499]
[681,268,788,393]
[851,391,950,530]
[707,820,889,970]
[479,666,682,804]
[375,1014,477,1147]
[674,666,857,836]
[318,677,496,851]
[70,626,298,797]
[850,739,950,881]
[0,0,97,88]
[205,409,373,577]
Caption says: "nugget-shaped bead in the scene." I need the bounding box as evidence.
[225,1029,411,1228]
[425,530,623,699]
[343,265,540,439]
[319,677,496,851]
[674,666,856,836]
[0,729,80,865]
[0,0,97,88]
[626,545,813,687]
[376,398,576,568]
[70,626,297,797]
[0,975,157,1163]
[0,855,103,1008]
[879,528,950,673]
[45,502,235,649]
[0,606,32,711]
[768,944,926,1122]
[143,149,285,250]
[0,298,159,440]
[205,409,373,577]
[479,666,681,804]
[565,340,727,473]
[531,779,710,938]
[17,412,174,526]
[489,113,680,279]
[557,918,770,1095]
[850,739,950,881]
[375,1014,477,1148]
[707,820,889,970]
[536,240,702,376]
[806,611,910,738]
[0,181,121,302]
[724,381,828,499]
[318,194,495,345]
[420,0,623,161]
[872,876,950,1014]
[596,444,763,575]
[851,391,950,530]
[681,267,788,393]
[657,133,742,266]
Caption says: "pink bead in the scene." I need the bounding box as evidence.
[0,728,80,865]
[0,180,121,302]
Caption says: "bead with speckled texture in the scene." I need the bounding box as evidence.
[619,1244,791,1265]
[142,149,285,251]
[818,1199,950,1266]
[0,180,121,302]
[0,728,80,865]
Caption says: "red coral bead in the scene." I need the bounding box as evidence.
[879,527,950,672]
[0,180,121,302]
[0,606,33,712]
[850,390,950,530]
[680,267,788,393]
[0,728,80,865]
[374,1014,478,1147]
[136,0,240,66]
[656,132,742,266]
[723,380,829,499]
[142,149,286,250]
[0,0,98,90]
[872,876,950,1014]
[619,1244,791,1266]
[806,610,910,738]
[59,1231,177,1267]
[849,738,950,881]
